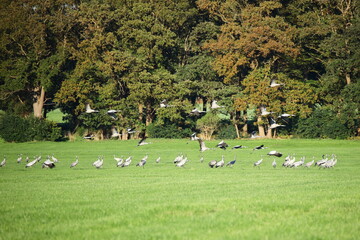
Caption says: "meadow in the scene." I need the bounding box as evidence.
[0,138,360,240]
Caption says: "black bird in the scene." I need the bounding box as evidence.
[216,140,228,150]
[107,110,119,120]
[127,127,137,134]
[137,136,150,146]
[253,144,267,151]
[232,145,246,149]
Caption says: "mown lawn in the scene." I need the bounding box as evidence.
[0,139,359,240]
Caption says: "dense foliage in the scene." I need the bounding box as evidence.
[0,0,359,140]
[0,114,62,142]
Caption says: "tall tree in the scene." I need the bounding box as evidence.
[0,0,77,117]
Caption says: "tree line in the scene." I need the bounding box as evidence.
[0,0,359,140]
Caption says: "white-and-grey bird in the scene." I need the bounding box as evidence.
[173,154,183,164]
[42,159,56,169]
[267,150,283,157]
[17,154,23,163]
[278,113,295,118]
[155,157,161,163]
[83,134,95,140]
[92,156,102,166]
[121,156,132,167]
[25,158,37,168]
[260,107,274,116]
[283,155,296,167]
[269,118,286,129]
[0,156,6,167]
[216,156,225,168]
[111,127,121,138]
[211,100,224,109]
[51,155,59,163]
[35,155,42,162]
[291,157,305,168]
[114,155,123,162]
[270,79,284,87]
[25,156,30,162]
[190,108,206,116]
[315,155,328,166]
[250,131,263,139]
[272,159,277,168]
[136,156,147,167]
[85,103,99,113]
[198,138,210,152]
[304,157,315,168]
[94,157,103,169]
[254,158,263,167]
[176,157,188,167]
[70,156,79,168]
[208,160,217,168]
[216,140,228,150]
[199,156,204,163]
[160,99,174,108]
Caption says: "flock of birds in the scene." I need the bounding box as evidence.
[84,78,292,140]
[0,137,338,170]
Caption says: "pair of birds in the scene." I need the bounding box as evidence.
[24,155,58,168]
[110,127,137,138]
[315,154,337,168]
[173,154,188,167]
[162,99,223,109]
[208,156,236,168]
[92,156,104,169]
[197,138,247,152]
[216,141,247,150]
[253,158,278,168]
[85,103,119,120]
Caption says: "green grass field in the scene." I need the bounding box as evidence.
[1,139,360,240]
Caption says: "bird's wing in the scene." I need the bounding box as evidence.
[197,138,206,151]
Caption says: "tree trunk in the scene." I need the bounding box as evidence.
[146,103,154,126]
[138,104,144,123]
[257,117,266,137]
[241,122,248,137]
[33,86,45,118]
[345,73,351,85]
[121,129,128,140]
[266,127,273,138]
[234,123,240,139]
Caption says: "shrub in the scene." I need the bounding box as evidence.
[196,113,220,139]
[147,123,192,139]
[216,121,237,139]
[296,108,351,139]
[0,114,62,142]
